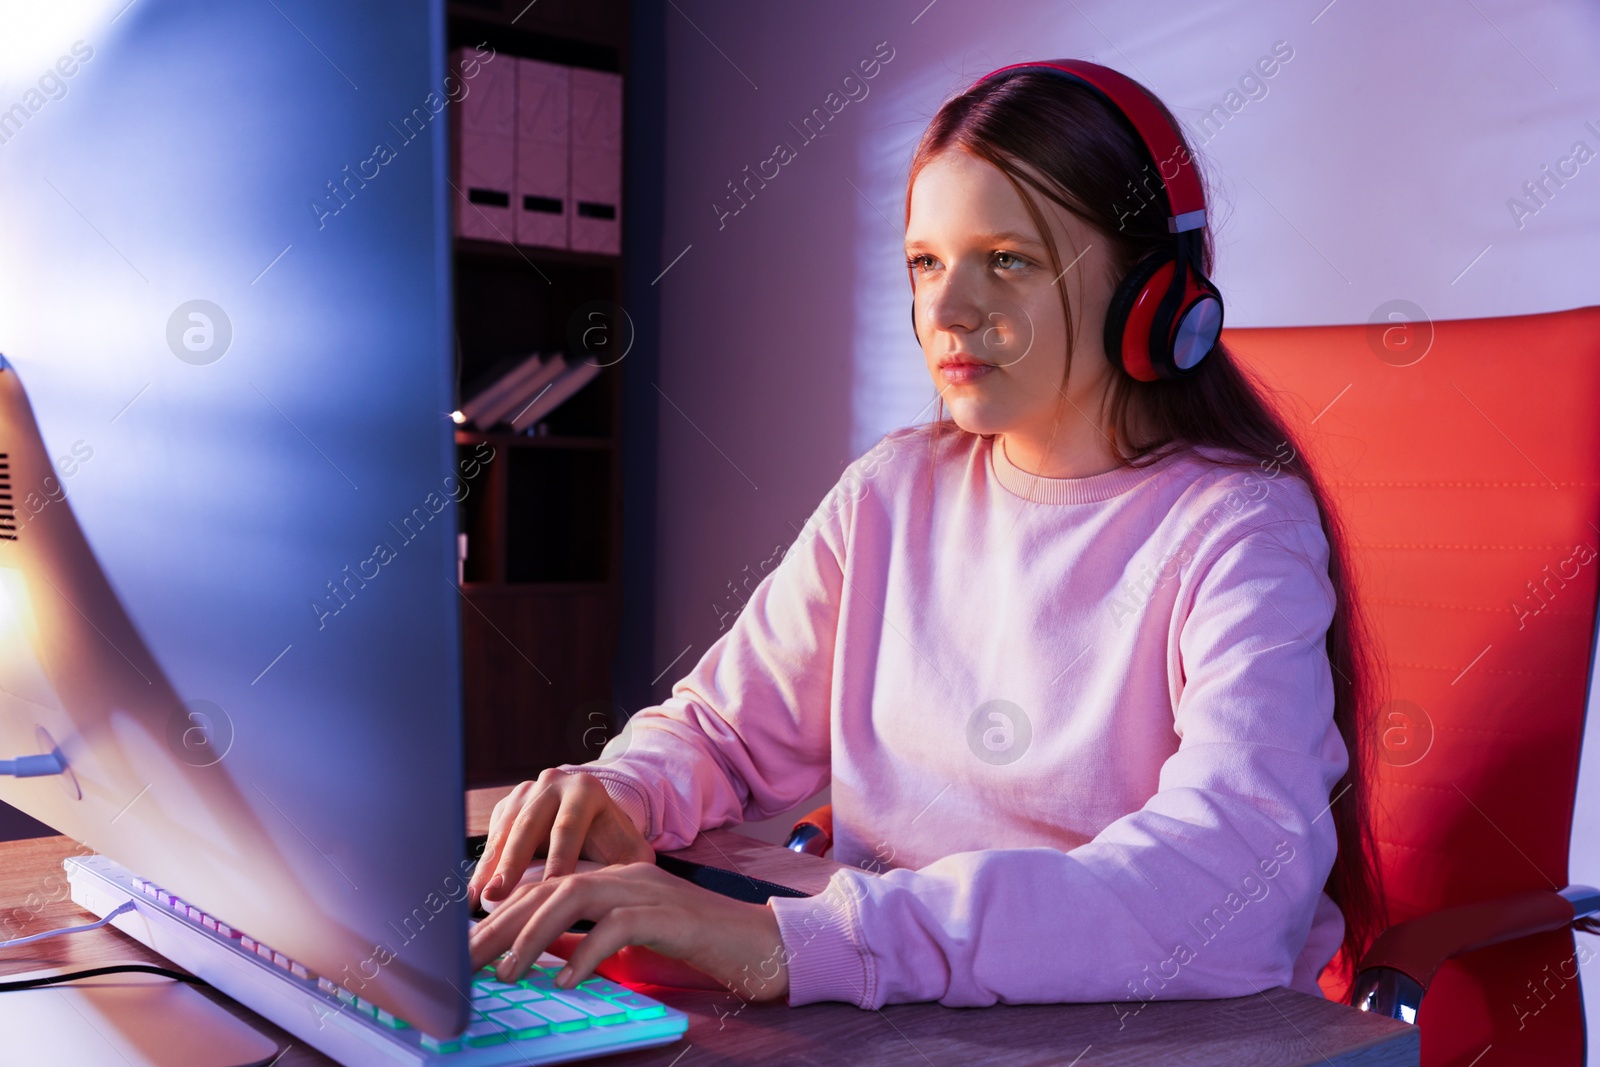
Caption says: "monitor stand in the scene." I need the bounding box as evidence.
[0,965,281,1066]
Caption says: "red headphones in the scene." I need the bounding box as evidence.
[911,59,1224,382]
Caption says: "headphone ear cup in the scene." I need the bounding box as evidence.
[1102,252,1171,383]
[1103,253,1224,381]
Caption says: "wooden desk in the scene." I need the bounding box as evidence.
[0,788,1419,1066]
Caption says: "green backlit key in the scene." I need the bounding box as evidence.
[463,1017,510,1048]
[525,999,591,1032]
[578,977,631,997]
[545,989,627,1025]
[419,1034,462,1054]
[611,993,668,1020]
[486,1006,551,1040]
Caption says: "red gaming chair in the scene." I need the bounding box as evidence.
[788,305,1600,1066]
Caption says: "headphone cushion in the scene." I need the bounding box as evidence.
[1102,251,1172,380]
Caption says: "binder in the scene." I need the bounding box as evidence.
[451,48,516,241]
[514,58,570,249]
[568,69,622,254]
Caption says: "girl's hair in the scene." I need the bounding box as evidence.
[904,69,1388,989]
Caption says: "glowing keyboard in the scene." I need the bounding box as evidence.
[65,854,690,1065]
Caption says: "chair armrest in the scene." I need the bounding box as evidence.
[783,804,833,856]
[1352,884,1599,1021]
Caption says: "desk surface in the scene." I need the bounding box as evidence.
[0,787,1419,1066]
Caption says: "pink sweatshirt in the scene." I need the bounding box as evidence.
[557,424,1348,1011]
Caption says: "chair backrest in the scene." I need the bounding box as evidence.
[1223,305,1600,1066]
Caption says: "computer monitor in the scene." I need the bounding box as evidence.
[0,0,470,1038]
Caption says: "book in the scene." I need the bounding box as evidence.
[508,357,602,432]
[496,354,569,427]
[460,352,563,429]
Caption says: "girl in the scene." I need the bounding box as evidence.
[465,60,1385,1011]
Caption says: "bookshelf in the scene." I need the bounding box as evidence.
[446,0,630,785]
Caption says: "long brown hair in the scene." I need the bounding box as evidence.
[905,68,1387,989]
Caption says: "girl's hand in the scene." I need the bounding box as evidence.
[467,861,791,1004]
[468,769,654,911]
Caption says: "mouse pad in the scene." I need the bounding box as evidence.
[0,967,281,1067]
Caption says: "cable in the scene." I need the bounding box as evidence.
[0,964,208,992]
[0,967,282,1067]
[0,753,64,778]
[0,900,135,948]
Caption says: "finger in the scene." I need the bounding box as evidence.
[496,876,592,985]
[467,799,504,909]
[546,905,654,989]
[485,788,563,903]
[499,877,599,982]
[467,788,523,910]
[541,790,601,881]
[468,882,553,972]
[471,864,667,975]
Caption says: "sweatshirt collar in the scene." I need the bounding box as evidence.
[988,434,1187,504]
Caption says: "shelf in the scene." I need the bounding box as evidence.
[457,582,619,780]
[447,1,627,59]
[459,581,610,595]
[455,237,620,270]
[454,430,612,449]
[447,0,629,786]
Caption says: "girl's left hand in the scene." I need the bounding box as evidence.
[467,861,791,1003]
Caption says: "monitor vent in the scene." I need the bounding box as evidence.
[0,452,14,540]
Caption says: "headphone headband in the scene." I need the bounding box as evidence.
[971,60,1206,234]
[910,58,1225,381]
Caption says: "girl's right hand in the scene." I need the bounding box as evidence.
[467,768,655,911]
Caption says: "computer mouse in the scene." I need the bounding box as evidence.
[480,858,605,914]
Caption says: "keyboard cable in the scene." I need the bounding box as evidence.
[0,900,138,950]
[0,902,214,991]
[0,904,286,1067]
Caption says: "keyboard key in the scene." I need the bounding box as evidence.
[419,1034,462,1054]
[500,988,547,1004]
[289,962,309,980]
[351,996,380,1019]
[240,936,257,952]
[473,977,522,995]
[611,993,668,1021]
[317,977,339,996]
[463,1017,510,1048]
[485,1006,551,1039]
[471,993,510,1016]
[578,977,631,997]
[374,1007,408,1029]
[523,999,591,1032]
[545,988,627,1024]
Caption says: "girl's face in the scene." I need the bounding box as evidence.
[906,148,1119,446]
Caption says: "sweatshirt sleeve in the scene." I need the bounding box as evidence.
[765,514,1349,1009]
[552,451,869,851]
